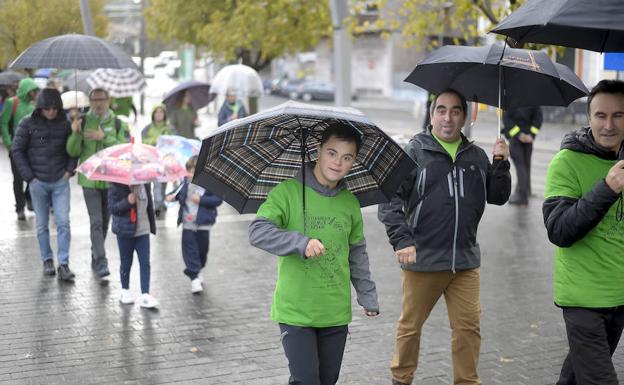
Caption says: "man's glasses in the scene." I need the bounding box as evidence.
[89,98,108,102]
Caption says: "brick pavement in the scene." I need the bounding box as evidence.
[0,134,623,385]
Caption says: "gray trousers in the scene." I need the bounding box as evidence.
[82,187,110,268]
[279,323,348,385]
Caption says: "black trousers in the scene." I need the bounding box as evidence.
[279,323,349,385]
[181,229,209,280]
[9,152,29,213]
[556,306,624,385]
[509,139,532,202]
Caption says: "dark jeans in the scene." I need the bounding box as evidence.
[181,229,209,280]
[116,234,151,294]
[509,139,533,202]
[279,323,348,385]
[82,187,110,269]
[556,306,624,385]
[9,153,29,212]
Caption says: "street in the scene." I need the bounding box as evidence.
[0,94,622,385]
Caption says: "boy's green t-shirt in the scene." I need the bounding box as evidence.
[432,132,461,161]
[256,178,365,327]
[544,149,624,307]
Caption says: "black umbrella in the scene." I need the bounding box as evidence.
[0,70,25,86]
[162,80,215,111]
[405,44,588,139]
[9,34,138,70]
[491,0,624,53]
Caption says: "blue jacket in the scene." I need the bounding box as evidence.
[174,180,223,227]
[108,182,156,238]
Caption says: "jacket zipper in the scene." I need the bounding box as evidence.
[451,165,459,274]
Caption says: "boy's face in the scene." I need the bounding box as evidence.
[315,136,357,188]
[187,167,195,178]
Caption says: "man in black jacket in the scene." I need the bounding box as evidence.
[378,89,511,385]
[11,88,78,280]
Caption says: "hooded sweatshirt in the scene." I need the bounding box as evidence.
[142,105,173,146]
[543,127,624,308]
[1,77,39,148]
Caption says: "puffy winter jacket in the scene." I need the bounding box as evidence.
[378,128,511,272]
[10,88,77,182]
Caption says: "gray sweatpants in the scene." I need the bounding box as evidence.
[82,187,110,269]
[279,323,348,385]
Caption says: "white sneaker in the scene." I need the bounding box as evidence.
[119,289,135,304]
[197,274,204,283]
[191,278,203,293]
[139,293,158,308]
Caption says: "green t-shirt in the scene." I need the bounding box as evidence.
[432,132,461,161]
[256,178,365,327]
[544,149,624,307]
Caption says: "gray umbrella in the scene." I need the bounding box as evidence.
[163,80,214,111]
[0,70,25,86]
[491,0,624,53]
[9,34,138,70]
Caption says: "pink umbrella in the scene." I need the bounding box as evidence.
[76,143,187,185]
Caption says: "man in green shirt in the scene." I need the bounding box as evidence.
[249,122,379,385]
[66,88,127,278]
[543,79,624,385]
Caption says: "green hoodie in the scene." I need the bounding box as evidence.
[142,105,173,146]
[1,78,39,148]
[66,109,127,189]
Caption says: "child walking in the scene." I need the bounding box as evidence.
[108,182,158,308]
[166,156,223,293]
[248,122,379,385]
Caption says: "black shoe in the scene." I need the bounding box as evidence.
[25,199,33,212]
[508,194,528,206]
[155,209,162,219]
[392,379,410,385]
[97,265,110,278]
[57,264,75,281]
[17,211,26,221]
[43,260,56,276]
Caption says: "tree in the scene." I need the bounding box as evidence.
[375,0,525,49]
[0,0,108,69]
[145,0,332,72]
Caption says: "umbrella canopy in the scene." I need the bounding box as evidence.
[0,70,25,86]
[404,44,588,110]
[63,70,93,94]
[156,135,201,166]
[162,80,214,111]
[61,91,89,109]
[9,34,138,70]
[193,100,416,214]
[491,0,624,53]
[76,143,187,185]
[209,64,263,97]
[86,68,146,97]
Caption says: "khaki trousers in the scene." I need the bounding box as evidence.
[391,268,481,385]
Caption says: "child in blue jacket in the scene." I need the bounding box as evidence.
[166,156,223,293]
[108,182,158,308]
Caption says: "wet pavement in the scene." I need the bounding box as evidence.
[0,102,622,385]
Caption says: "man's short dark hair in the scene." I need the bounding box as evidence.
[89,88,109,99]
[587,79,624,115]
[320,121,363,154]
[431,88,468,116]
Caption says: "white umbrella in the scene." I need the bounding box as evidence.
[61,91,89,109]
[209,64,263,97]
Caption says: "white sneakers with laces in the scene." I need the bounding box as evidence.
[191,278,203,293]
[119,289,135,304]
[139,293,159,308]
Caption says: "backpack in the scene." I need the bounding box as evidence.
[7,96,19,137]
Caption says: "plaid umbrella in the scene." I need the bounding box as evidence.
[193,100,416,214]
[86,68,146,97]
[9,34,138,70]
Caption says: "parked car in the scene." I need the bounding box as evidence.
[297,80,358,102]
[279,79,305,99]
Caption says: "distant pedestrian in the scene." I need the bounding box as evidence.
[1,78,39,220]
[169,90,197,139]
[378,89,511,385]
[142,104,174,218]
[166,156,222,294]
[249,122,379,385]
[217,88,247,126]
[108,182,158,308]
[544,79,624,385]
[66,88,127,278]
[10,88,77,280]
[502,106,543,206]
